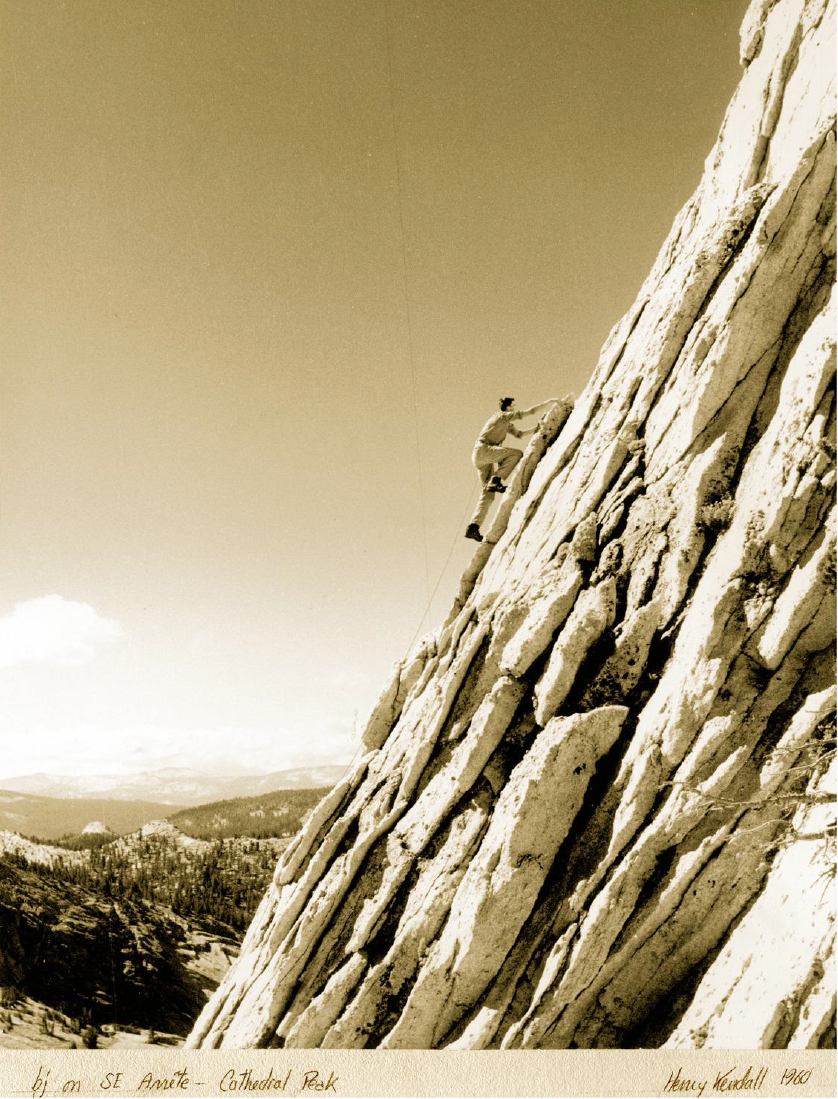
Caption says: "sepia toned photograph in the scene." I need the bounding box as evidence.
[0,0,835,1094]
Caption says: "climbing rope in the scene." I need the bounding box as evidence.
[383,0,431,601]
[382,0,479,653]
[406,478,479,654]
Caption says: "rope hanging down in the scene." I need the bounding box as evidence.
[383,0,476,655]
[406,479,479,655]
[383,0,431,601]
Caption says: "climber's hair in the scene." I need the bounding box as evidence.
[499,396,514,411]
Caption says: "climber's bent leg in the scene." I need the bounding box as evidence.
[472,444,497,482]
[467,444,521,537]
[474,443,521,482]
[494,447,522,481]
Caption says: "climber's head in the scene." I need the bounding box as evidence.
[499,396,515,412]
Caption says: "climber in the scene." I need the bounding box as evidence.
[465,396,558,541]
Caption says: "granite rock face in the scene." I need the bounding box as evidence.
[188,0,836,1050]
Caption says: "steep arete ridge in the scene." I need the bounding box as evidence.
[188,0,836,1049]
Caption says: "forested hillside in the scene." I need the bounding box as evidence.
[168,787,330,839]
[0,786,333,1047]
[0,858,217,1036]
[7,828,286,933]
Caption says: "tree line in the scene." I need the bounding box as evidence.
[10,837,284,933]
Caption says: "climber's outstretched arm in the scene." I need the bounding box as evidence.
[512,398,559,421]
[526,397,560,417]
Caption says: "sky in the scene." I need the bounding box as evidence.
[0,0,749,779]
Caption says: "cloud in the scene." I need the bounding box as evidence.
[0,595,123,670]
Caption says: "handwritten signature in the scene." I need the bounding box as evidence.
[663,1064,814,1096]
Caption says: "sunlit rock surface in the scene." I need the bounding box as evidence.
[188,0,836,1050]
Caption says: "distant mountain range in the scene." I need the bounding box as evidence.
[0,790,179,840]
[0,765,347,807]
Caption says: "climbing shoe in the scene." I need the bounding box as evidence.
[465,524,483,542]
[488,477,506,493]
